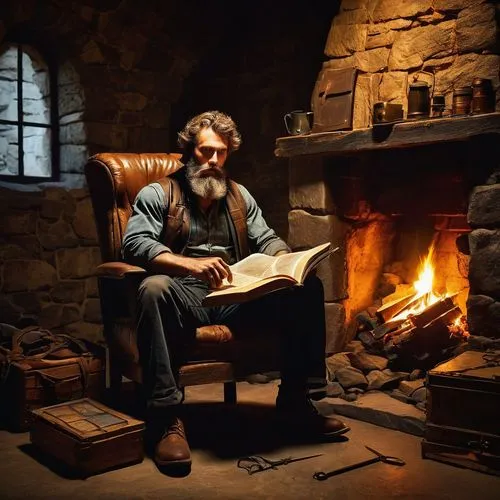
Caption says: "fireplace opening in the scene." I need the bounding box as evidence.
[284,133,500,431]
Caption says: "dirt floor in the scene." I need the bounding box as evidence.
[0,380,499,499]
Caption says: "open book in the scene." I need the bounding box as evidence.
[202,242,337,307]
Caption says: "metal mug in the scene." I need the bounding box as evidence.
[284,110,313,135]
[407,81,432,119]
[373,102,403,124]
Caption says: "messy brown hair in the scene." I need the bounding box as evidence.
[177,110,242,154]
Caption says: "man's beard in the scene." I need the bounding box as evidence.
[185,158,228,200]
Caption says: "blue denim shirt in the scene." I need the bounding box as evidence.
[122,180,290,268]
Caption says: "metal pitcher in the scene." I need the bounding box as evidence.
[284,110,313,135]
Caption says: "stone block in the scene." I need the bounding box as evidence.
[388,22,455,70]
[60,145,89,174]
[325,302,347,354]
[38,219,79,250]
[373,0,432,22]
[84,298,102,323]
[288,210,349,300]
[468,229,500,299]
[51,280,86,303]
[468,184,500,227]
[325,24,368,57]
[289,156,334,212]
[467,293,500,337]
[59,120,86,145]
[56,247,101,279]
[73,198,98,241]
[1,213,37,236]
[456,2,496,53]
[3,260,57,292]
[85,277,99,298]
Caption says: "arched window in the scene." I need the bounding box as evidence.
[0,43,58,182]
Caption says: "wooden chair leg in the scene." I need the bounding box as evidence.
[224,381,237,404]
[106,349,123,407]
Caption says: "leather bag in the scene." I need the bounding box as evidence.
[0,326,105,431]
[311,66,357,133]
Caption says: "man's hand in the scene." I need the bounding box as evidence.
[150,253,232,289]
[185,256,233,289]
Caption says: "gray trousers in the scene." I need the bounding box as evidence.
[136,274,327,413]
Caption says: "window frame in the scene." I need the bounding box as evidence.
[0,41,59,183]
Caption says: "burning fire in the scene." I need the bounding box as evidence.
[390,244,468,337]
[392,244,441,321]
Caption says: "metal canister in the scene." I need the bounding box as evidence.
[471,78,495,114]
[452,86,472,115]
[407,81,431,119]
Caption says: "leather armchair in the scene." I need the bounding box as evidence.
[84,153,281,405]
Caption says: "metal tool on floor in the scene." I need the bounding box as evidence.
[313,446,405,481]
[238,453,323,475]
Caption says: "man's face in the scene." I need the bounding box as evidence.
[186,127,229,200]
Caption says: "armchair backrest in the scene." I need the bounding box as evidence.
[84,153,183,263]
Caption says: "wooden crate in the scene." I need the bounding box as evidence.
[422,349,500,476]
[30,398,145,477]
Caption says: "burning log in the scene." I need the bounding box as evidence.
[360,293,467,371]
[376,293,416,323]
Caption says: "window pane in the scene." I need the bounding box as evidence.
[0,123,19,175]
[0,46,18,121]
[22,47,50,124]
[23,126,51,177]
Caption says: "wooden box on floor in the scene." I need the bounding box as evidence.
[30,398,145,477]
[422,349,500,476]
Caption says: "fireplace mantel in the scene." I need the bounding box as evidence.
[274,112,500,159]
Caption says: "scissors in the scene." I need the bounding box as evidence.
[238,453,323,475]
[313,446,405,481]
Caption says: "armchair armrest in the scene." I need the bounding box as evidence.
[95,262,147,279]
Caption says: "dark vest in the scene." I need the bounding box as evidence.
[156,176,249,261]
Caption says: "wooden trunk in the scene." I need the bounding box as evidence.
[0,342,106,432]
[30,398,145,477]
[422,349,500,476]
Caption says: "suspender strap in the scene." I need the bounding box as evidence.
[226,180,249,259]
[157,177,189,253]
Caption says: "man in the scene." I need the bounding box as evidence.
[122,110,349,471]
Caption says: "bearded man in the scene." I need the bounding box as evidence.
[122,110,350,473]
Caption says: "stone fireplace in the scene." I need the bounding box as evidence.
[279,121,500,357]
[275,0,500,357]
[273,0,500,431]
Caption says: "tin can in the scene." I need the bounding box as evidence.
[471,78,495,114]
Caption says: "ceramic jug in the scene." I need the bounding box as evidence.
[284,110,313,135]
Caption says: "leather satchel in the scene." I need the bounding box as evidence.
[0,325,105,431]
[311,66,358,133]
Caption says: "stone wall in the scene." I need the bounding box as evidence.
[0,0,335,342]
[324,0,499,128]
[0,185,102,342]
[467,172,500,337]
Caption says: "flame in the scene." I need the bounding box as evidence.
[392,244,442,321]
[382,243,468,339]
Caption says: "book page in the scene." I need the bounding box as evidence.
[220,253,282,288]
[271,242,332,282]
[216,242,333,289]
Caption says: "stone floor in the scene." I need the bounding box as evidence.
[0,380,499,500]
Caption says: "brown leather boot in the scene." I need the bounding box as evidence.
[276,393,350,438]
[154,416,191,468]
